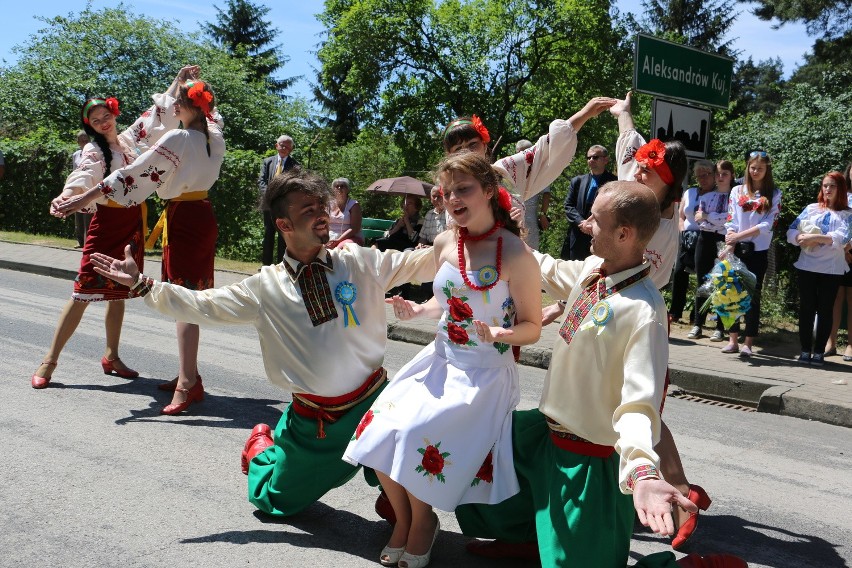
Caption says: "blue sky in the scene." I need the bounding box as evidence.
[1,0,812,103]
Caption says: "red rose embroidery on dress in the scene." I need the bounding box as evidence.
[354,410,374,439]
[422,445,444,474]
[447,322,470,345]
[447,297,473,321]
[416,440,450,482]
[471,451,493,485]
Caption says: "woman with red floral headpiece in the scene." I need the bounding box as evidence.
[31,66,197,391]
[56,71,225,416]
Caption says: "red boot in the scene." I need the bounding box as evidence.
[241,423,273,475]
[672,484,712,550]
[374,491,396,525]
[678,553,748,567]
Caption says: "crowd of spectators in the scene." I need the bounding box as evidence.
[254,133,852,365]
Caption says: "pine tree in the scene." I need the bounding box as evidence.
[205,0,296,92]
[635,0,738,55]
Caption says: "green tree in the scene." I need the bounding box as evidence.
[0,4,309,151]
[729,57,786,118]
[750,0,852,91]
[205,0,296,92]
[630,0,739,54]
[317,0,627,175]
[750,0,851,38]
[312,61,364,145]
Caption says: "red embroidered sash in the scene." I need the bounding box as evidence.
[558,265,651,346]
[291,367,387,439]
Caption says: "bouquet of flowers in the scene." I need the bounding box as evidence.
[697,254,757,330]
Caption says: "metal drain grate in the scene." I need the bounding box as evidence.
[667,391,756,412]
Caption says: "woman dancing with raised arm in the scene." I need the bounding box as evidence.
[56,76,224,416]
[32,66,197,390]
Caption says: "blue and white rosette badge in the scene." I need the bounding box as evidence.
[580,300,613,335]
[335,281,360,327]
[478,265,498,303]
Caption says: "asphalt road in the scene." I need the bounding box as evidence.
[1,269,850,568]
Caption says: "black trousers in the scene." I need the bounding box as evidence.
[262,210,286,265]
[729,248,768,337]
[797,268,841,353]
[669,230,699,319]
[693,231,725,328]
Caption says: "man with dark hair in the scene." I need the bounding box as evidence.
[90,168,436,519]
[258,135,298,265]
[561,144,617,260]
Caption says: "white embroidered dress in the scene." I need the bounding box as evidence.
[343,262,521,511]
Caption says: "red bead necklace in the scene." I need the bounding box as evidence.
[458,222,503,291]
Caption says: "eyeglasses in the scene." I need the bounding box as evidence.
[587,155,605,161]
[749,151,768,159]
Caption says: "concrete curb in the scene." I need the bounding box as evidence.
[0,260,77,281]
[3,240,849,429]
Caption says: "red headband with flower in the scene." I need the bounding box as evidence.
[443,114,491,145]
[634,139,675,186]
[83,97,120,124]
[186,81,214,117]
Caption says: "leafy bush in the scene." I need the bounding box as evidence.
[212,149,265,261]
[0,130,75,236]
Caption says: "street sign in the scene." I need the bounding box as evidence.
[634,33,734,109]
[651,98,712,158]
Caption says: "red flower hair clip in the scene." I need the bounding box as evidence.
[635,139,675,186]
[186,81,213,116]
[497,187,512,211]
[105,97,120,117]
[471,115,491,144]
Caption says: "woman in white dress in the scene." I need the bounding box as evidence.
[343,151,542,568]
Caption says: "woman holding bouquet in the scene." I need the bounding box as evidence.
[720,151,782,357]
[692,160,736,342]
[787,172,851,365]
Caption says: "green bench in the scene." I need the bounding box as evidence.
[361,217,394,244]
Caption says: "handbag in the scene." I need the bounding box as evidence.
[735,241,756,256]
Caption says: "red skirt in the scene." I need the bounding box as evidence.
[162,199,217,290]
[73,204,144,302]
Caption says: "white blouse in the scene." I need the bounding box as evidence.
[786,204,851,275]
[725,184,782,252]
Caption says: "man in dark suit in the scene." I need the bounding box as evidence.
[560,145,617,260]
[259,135,298,264]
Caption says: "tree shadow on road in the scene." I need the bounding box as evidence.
[632,513,847,567]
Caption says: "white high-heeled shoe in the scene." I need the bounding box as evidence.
[398,516,440,568]
[380,543,405,566]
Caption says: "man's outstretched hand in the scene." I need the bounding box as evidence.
[91,245,141,287]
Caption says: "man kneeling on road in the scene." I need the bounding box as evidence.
[90,168,435,518]
[456,180,746,568]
